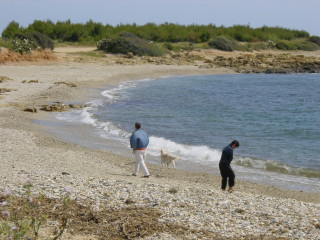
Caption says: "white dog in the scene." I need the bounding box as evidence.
[160,149,179,168]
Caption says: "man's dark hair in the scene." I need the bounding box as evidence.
[230,140,240,148]
[135,122,141,129]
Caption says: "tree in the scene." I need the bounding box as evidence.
[2,21,21,38]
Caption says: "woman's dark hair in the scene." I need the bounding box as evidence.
[135,122,141,129]
[230,140,240,148]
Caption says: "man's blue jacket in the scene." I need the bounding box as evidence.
[130,129,149,150]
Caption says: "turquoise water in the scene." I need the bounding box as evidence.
[54,73,320,191]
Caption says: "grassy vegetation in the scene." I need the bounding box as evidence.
[0,183,70,239]
[1,184,294,239]
[0,184,218,240]
[0,39,11,49]
[1,20,319,53]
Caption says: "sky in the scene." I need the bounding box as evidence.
[1,0,319,36]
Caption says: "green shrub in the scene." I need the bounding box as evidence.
[275,40,297,50]
[10,38,39,54]
[30,32,54,50]
[208,36,237,51]
[277,39,320,51]
[14,32,54,50]
[97,32,164,56]
[97,38,113,50]
[294,40,319,51]
[308,36,320,46]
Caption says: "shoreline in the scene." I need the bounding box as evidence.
[1,50,320,239]
[44,77,320,194]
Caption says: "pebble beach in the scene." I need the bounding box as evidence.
[0,48,320,239]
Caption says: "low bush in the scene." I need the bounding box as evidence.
[294,40,319,51]
[10,38,39,54]
[30,32,54,50]
[97,38,113,51]
[308,36,320,46]
[276,39,320,51]
[97,32,164,56]
[275,40,297,50]
[208,36,237,51]
[14,32,54,50]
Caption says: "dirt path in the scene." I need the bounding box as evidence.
[53,46,97,53]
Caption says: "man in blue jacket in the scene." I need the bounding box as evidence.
[130,122,150,177]
[219,140,240,192]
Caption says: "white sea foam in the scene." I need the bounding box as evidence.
[87,99,104,108]
[101,78,154,101]
[98,121,131,140]
[87,117,222,165]
[147,136,221,163]
[79,109,97,125]
[56,107,97,125]
[55,111,82,123]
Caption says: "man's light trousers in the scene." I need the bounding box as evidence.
[133,150,150,176]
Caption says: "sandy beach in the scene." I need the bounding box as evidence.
[0,48,320,239]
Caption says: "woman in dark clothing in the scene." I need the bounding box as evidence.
[219,140,240,192]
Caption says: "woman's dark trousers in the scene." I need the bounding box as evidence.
[219,163,235,190]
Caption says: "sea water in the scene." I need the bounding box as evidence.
[53,74,320,192]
